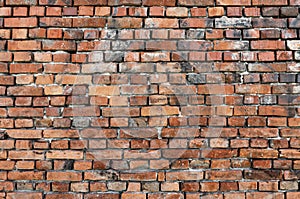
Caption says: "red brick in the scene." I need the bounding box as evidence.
[28,28,46,38]
[280,149,300,159]
[206,170,242,180]
[227,7,242,16]
[214,40,248,50]
[191,8,206,16]
[8,108,43,117]
[221,182,238,191]
[47,172,82,181]
[149,6,164,16]
[181,18,213,28]
[46,194,82,199]
[7,87,43,96]
[253,0,287,5]
[10,63,42,73]
[42,40,75,51]
[0,29,10,39]
[8,41,41,51]
[208,7,224,17]
[217,0,250,5]
[128,7,147,16]
[287,193,300,199]
[74,0,107,5]
[141,106,179,116]
[95,6,110,16]
[145,18,177,28]
[143,0,176,6]
[166,171,203,180]
[259,106,295,116]
[146,41,177,51]
[0,7,11,16]
[166,7,188,17]
[46,150,83,159]
[7,193,42,199]
[9,151,44,160]
[13,7,27,16]
[6,130,42,139]
[251,40,285,50]
[4,17,37,27]
[39,17,72,27]
[29,6,44,16]
[202,149,237,158]
[0,75,14,85]
[73,18,106,28]
[241,149,278,159]
[240,128,278,138]
[200,182,219,192]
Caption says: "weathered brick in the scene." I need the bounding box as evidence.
[214,40,249,50]
[287,40,300,50]
[73,18,106,28]
[108,18,142,28]
[42,40,76,51]
[178,0,214,6]
[259,106,295,116]
[145,18,178,28]
[40,17,72,27]
[166,7,188,17]
[253,18,287,28]
[180,18,213,28]
[178,40,213,51]
[215,17,251,28]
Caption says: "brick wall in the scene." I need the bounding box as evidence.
[0,0,300,198]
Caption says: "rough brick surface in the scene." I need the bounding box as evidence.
[0,0,299,198]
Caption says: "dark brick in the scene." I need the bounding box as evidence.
[281,7,299,17]
[262,7,280,16]
[245,170,283,180]
[253,18,287,28]
[280,74,296,83]
[187,74,206,84]
[261,29,280,39]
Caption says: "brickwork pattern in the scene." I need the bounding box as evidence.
[0,0,300,198]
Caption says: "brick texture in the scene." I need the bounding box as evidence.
[0,0,300,198]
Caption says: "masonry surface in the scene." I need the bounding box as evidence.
[0,0,300,198]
